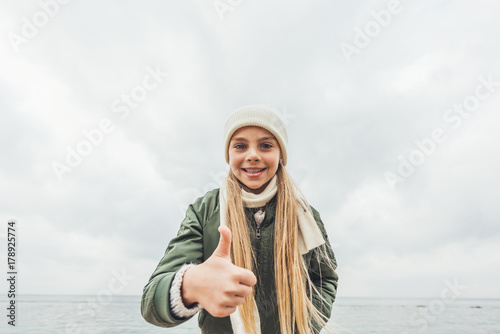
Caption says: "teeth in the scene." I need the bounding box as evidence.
[245,168,264,173]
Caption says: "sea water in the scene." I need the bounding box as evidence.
[1,295,498,333]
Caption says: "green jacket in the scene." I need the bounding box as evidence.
[141,188,338,333]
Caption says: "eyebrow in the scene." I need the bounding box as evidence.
[231,136,277,142]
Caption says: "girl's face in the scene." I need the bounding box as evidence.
[228,126,281,194]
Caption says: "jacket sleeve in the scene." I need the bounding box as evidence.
[141,201,206,327]
[308,206,339,333]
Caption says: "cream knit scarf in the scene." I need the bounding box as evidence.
[219,175,325,334]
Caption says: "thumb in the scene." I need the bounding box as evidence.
[213,225,232,260]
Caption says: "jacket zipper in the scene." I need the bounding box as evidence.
[254,208,265,240]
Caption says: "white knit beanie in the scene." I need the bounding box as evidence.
[224,105,288,166]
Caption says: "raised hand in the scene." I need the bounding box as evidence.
[182,226,257,318]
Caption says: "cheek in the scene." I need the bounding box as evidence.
[269,152,281,164]
[229,155,241,168]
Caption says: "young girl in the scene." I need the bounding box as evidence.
[141,105,338,334]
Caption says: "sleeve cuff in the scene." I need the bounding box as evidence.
[169,263,203,318]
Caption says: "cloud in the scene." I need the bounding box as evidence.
[0,0,499,299]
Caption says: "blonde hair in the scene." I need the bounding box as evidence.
[224,164,336,334]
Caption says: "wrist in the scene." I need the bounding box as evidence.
[181,265,198,306]
[170,263,202,318]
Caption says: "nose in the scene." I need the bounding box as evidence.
[246,146,260,162]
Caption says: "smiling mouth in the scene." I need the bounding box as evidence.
[242,168,266,173]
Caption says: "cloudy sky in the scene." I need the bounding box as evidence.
[0,0,499,303]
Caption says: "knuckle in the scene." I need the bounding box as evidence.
[221,295,232,305]
[244,286,253,296]
[222,284,237,295]
[229,272,239,281]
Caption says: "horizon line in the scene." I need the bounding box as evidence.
[4,294,500,300]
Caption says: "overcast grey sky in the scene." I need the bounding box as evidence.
[0,0,499,301]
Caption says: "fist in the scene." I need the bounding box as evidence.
[182,226,257,317]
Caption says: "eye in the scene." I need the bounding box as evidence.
[234,144,246,149]
[261,143,273,149]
